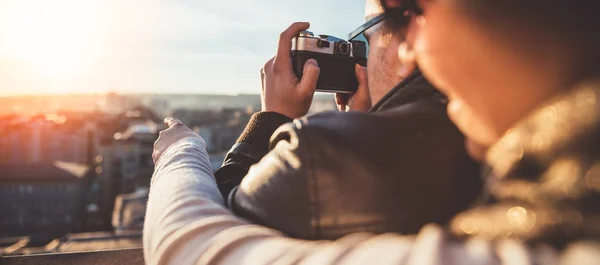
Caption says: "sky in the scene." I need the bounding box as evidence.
[0,0,366,96]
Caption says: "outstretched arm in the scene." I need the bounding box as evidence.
[144,119,300,264]
[143,119,500,265]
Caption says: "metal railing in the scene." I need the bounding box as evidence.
[1,248,144,265]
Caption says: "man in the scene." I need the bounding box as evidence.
[210,0,480,240]
[209,0,480,239]
[213,0,406,199]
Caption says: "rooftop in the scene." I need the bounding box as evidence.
[1,248,144,265]
[0,161,91,183]
[1,231,142,258]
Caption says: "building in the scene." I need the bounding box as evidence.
[0,161,93,242]
[171,107,253,153]
[112,188,148,233]
[0,231,143,256]
[194,126,215,152]
[112,122,158,192]
[0,114,99,165]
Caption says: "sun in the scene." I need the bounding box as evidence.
[0,0,110,82]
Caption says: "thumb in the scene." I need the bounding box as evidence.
[354,64,369,97]
[297,59,320,96]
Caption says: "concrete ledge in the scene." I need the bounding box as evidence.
[1,248,144,265]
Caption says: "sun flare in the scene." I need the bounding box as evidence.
[0,0,110,81]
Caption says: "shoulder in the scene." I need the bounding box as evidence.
[234,97,481,240]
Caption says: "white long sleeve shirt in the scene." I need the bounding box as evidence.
[143,137,599,265]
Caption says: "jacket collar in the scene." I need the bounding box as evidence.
[369,70,445,113]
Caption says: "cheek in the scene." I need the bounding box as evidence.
[366,45,381,85]
[410,6,508,144]
[417,25,502,143]
[367,33,383,74]
[447,99,500,147]
[385,37,408,77]
[414,16,472,97]
[368,34,403,86]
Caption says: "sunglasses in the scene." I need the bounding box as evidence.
[347,14,386,55]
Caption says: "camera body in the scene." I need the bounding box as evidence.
[291,31,367,94]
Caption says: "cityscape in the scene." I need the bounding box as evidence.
[0,0,361,260]
[0,93,336,256]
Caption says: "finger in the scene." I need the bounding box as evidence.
[261,57,274,92]
[354,63,369,98]
[297,59,320,96]
[163,117,174,126]
[342,64,371,112]
[260,68,266,92]
[262,57,274,73]
[274,22,310,70]
[164,117,183,128]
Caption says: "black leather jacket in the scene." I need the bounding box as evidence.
[215,71,482,239]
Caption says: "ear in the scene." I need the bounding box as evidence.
[404,13,422,50]
[397,14,419,63]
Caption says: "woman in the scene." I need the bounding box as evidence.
[385,0,600,246]
[144,0,600,264]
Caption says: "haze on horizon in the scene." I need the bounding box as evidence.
[0,0,364,96]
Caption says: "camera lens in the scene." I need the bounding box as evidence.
[338,42,350,56]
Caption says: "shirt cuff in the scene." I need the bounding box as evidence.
[236,111,293,152]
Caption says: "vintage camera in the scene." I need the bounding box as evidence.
[291,31,367,93]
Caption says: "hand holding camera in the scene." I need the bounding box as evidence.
[260,22,320,119]
[261,22,371,118]
[335,64,371,112]
[291,31,367,94]
[291,28,371,112]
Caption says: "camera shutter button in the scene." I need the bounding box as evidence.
[299,31,314,37]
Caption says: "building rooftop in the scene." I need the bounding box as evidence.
[0,161,91,183]
[1,231,142,257]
